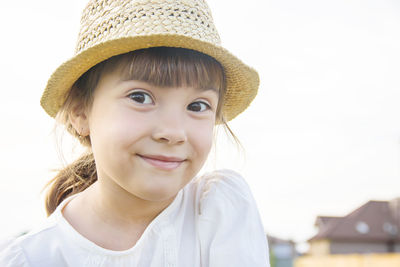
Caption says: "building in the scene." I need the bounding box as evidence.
[308,198,400,255]
[268,235,297,267]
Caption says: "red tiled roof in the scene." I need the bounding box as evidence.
[309,200,400,242]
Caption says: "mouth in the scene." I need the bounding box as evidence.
[137,154,186,171]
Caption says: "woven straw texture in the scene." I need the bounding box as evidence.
[40,0,259,121]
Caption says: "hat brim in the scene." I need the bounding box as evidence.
[40,34,259,121]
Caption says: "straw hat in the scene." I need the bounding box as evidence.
[40,0,259,121]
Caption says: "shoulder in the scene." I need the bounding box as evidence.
[191,170,270,266]
[193,169,255,217]
[0,212,64,267]
[0,240,30,267]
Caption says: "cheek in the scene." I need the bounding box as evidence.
[190,122,214,159]
[88,107,148,156]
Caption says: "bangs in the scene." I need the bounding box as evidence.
[110,47,225,92]
[68,47,227,122]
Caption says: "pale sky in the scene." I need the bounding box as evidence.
[1,0,400,251]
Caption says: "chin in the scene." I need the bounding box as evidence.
[132,172,190,201]
[135,185,181,202]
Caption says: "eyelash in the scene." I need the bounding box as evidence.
[127,90,212,112]
[187,101,211,112]
[128,91,154,104]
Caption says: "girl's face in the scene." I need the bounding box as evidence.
[83,69,218,202]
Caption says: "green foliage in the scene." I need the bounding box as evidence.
[270,248,277,267]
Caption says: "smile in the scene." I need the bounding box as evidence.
[137,154,186,171]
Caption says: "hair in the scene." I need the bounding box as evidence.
[44,47,236,215]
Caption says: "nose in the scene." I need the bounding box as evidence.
[151,111,188,145]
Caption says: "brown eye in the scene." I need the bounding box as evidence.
[187,101,210,112]
[128,91,153,104]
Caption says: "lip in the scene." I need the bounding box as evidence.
[137,154,186,171]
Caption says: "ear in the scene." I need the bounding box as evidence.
[69,105,90,137]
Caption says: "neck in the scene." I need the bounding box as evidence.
[62,178,178,250]
[84,180,175,228]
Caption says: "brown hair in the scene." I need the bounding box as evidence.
[45,47,232,215]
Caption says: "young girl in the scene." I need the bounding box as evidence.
[1,0,269,266]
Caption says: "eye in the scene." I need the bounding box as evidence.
[187,101,210,112]
[128,91,153,104]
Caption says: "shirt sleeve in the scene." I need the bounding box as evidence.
[0,241,31,267]
[197,169,270,267]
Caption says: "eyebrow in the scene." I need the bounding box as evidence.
[119,77,219,93]
[196,87,219,93]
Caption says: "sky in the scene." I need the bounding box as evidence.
[1,0,400,252]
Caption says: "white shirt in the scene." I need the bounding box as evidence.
[0,170,269,267]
